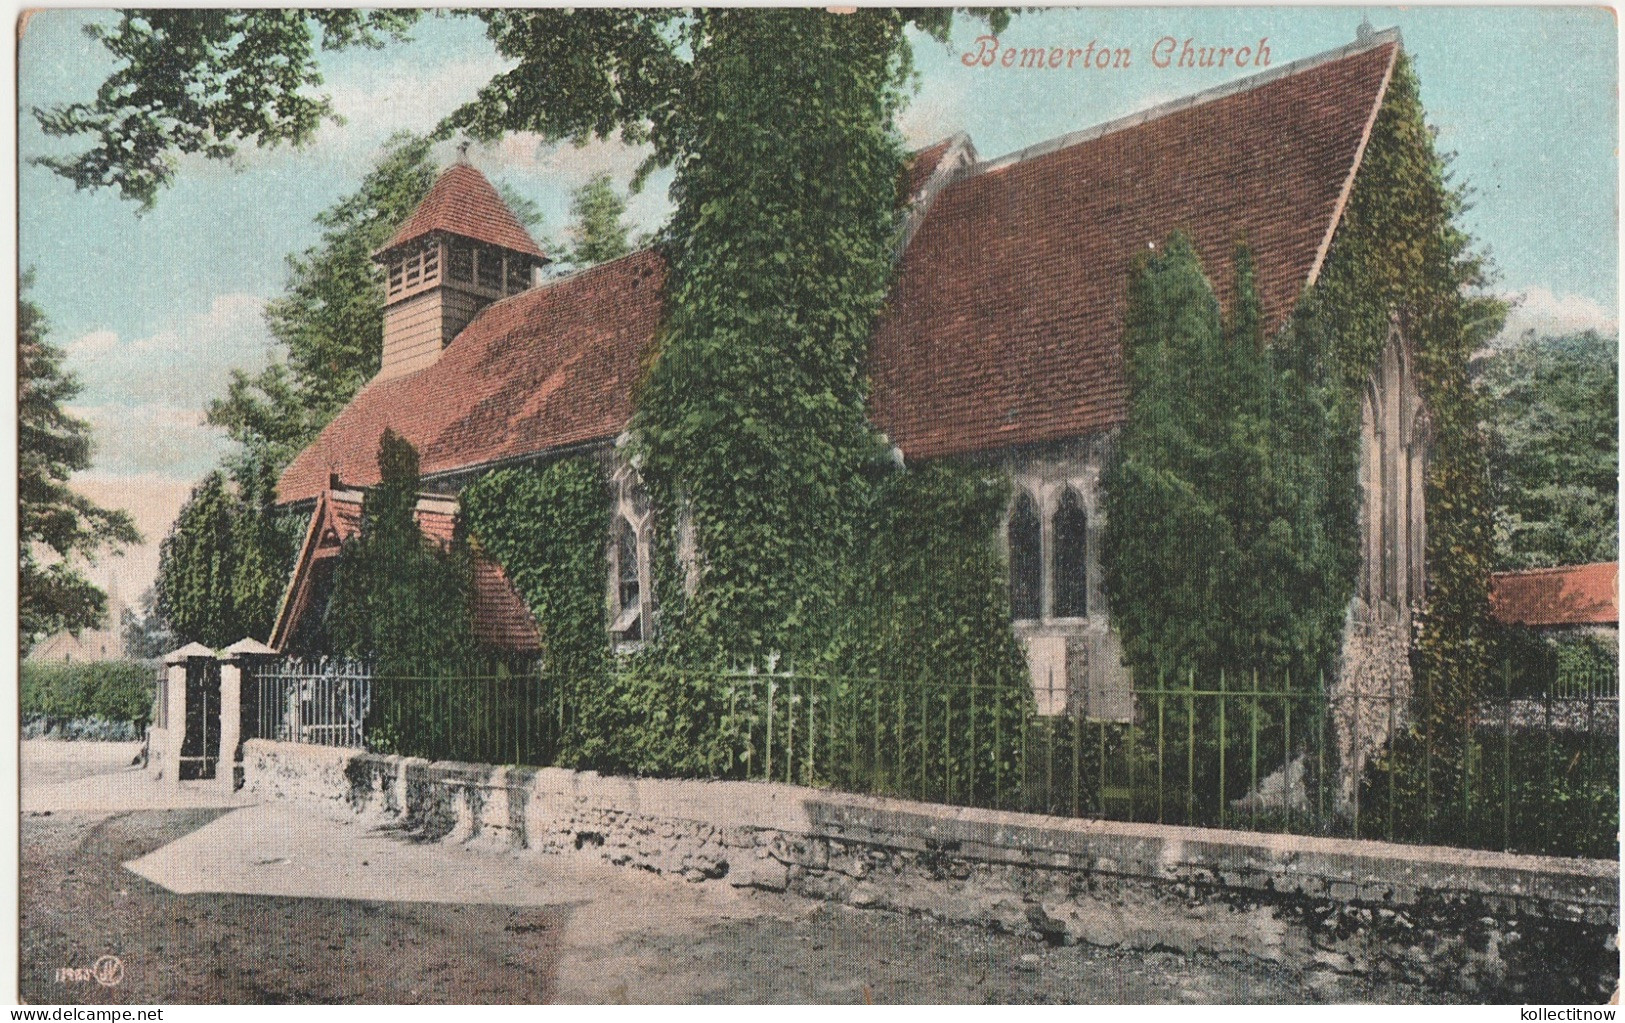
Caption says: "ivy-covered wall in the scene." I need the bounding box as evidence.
[1305,54,1505,823]
[458,450,1033,786]
[304,46,1495,820]
[460,457,611,679]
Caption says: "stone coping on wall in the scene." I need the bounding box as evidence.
[241,738,1618,928]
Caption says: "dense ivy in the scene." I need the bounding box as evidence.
[824,462,1032,799]
[326,429,476,675]
[1311,55,1504,818]
[460,458,610,680]
[633,9,915,664]
[490,457,1034,789]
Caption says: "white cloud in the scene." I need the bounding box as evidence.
[325,54,511,144]
[1495,285,1618,344]
[65,292,275,410]
[66,329,119,358]
[899,79,969,147]
[168,52,515,180]
[471,131,655,189]
[65,402,232,479]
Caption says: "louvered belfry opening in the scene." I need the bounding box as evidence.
[373,160,549,382]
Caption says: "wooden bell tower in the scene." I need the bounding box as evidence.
[373,153,548,381]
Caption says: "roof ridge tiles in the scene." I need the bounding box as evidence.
[1495,562,1619,578]
[379,161,546,259]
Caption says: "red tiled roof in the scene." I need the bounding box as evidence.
[279,36,1397,503]
[868,38,1397,458]
[278,250,666,502]
[270,490,541,652]
[1490,563,1619,628]
[414,505,542,651]
[382,162,546,259]
[471,558,543,652]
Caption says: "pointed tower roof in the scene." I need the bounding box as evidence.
[380,162,546,260]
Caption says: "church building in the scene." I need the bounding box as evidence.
[269,29,1425,730]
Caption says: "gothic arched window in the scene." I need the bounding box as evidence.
[1009,492,1042,621]
[1053,489,1089,618]
[611,518,643,642]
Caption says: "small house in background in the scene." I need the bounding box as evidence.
[270,30,1428,731]
[1490,562,1619,637]
[25,581,127,664]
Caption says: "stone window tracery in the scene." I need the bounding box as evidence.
[611,517,643,643]
[1359,326,1429,614]
[1009,491,1043,621]
[1052,488,1089,619]
[609,464,655,648]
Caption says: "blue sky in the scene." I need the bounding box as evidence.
[16,6,1619,596]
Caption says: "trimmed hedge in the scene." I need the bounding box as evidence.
[20,660,155,728]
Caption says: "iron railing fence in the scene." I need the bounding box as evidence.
[249,657,1619,859]
[253,656,567,766]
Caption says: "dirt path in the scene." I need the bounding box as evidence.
[20,740,1449,1004]
[23,809,570,1003]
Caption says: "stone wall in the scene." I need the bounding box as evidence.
[1333,600,1414,807]
[243,739,1618,1000]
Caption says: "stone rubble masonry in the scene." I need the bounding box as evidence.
[242,739,1619,999]
[1332,603,1414,807]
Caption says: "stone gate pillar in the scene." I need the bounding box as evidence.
[158,642,215,785]
[218,638,278,792]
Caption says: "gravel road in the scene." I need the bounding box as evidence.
[20,740,1448,1004]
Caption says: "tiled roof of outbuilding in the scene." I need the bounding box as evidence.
[1490,563,1619,628]
[269,489,541,652]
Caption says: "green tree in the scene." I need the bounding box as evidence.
[195,135,440,641]
[633,10,930,661]
[31,10,422,210]
[1477,329,1618,569]
[495,181,554,250]
[154,472,238,648]
[18,273,140,654]
[1102,235,1351,687]
[208,132,438,473]
[40,8,1007,658]
[559,173,632,268]
[326,428,476,674]
[153,465,303,649]
[120,588,174,660]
